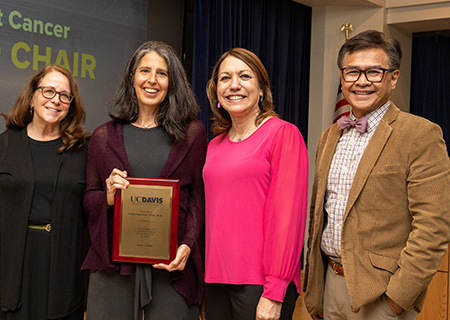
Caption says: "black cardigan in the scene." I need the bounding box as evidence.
[0,127,88,318]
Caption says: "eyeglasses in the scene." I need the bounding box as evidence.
[36,86,73,104]
[340,67,396,83]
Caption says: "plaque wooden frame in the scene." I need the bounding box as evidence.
[113,177,180,264]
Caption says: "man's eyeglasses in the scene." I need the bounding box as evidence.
[340,67,396,83]
[36,86,73,104]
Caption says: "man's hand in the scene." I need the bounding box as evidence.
[385,294,404,315]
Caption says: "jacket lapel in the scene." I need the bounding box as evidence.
[2,128,35,187]
[314,124,342,208]
[108,122,134,175]
[159,139,190,178]
[344,104,400,217]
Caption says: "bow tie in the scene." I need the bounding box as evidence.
[337,115,368,133]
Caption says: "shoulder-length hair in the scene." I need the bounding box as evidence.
[2,65,90,151]
[109,41,199,143]
[206,48,278,136]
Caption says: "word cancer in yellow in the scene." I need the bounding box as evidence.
[8,10,71,39]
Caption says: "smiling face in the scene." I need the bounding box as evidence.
[340,48,400,118]
[216,56,263,120]
[31,70,71,128]
[133,51,169,111]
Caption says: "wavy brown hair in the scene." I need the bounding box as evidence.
[2,65,90,151]
[206,48,278,136]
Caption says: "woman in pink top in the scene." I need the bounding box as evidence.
[202,48,308,320]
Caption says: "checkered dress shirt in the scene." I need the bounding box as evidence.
[321,102,390,257]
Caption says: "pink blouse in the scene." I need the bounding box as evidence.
[203,117,308,302]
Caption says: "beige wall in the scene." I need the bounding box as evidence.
[296,0,450,264]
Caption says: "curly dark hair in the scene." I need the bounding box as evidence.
[109,41,199,143]
[1,65,89,151]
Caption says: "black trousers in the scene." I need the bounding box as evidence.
[205,282,298,320]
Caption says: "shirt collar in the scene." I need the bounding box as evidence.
[349,101,390,133]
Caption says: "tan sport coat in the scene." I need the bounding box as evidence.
[303,103,450,315]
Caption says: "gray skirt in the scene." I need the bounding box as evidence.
[85,267,199,320]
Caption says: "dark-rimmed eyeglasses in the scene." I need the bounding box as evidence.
[340,67,396,83]
[36,86,73,104]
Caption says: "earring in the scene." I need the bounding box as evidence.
[259,95,264,106]
[217,103,221,108]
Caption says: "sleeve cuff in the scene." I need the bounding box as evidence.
[262,276,290,302]
[179,237,195,249]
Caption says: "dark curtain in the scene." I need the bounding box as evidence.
[410,30,450,149]
[192,0,311,141]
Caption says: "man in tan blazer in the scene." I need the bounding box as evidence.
[303,30,450,320]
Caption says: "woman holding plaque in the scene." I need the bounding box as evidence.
[202,48,308,320]
[0,65,90,320]
[82,41,206,320]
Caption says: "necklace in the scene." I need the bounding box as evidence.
[231,117,272,141]
[134,119,156,129]
[231,126,256,142]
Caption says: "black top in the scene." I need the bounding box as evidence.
[28,137,63,224]
[123,124,171,177]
